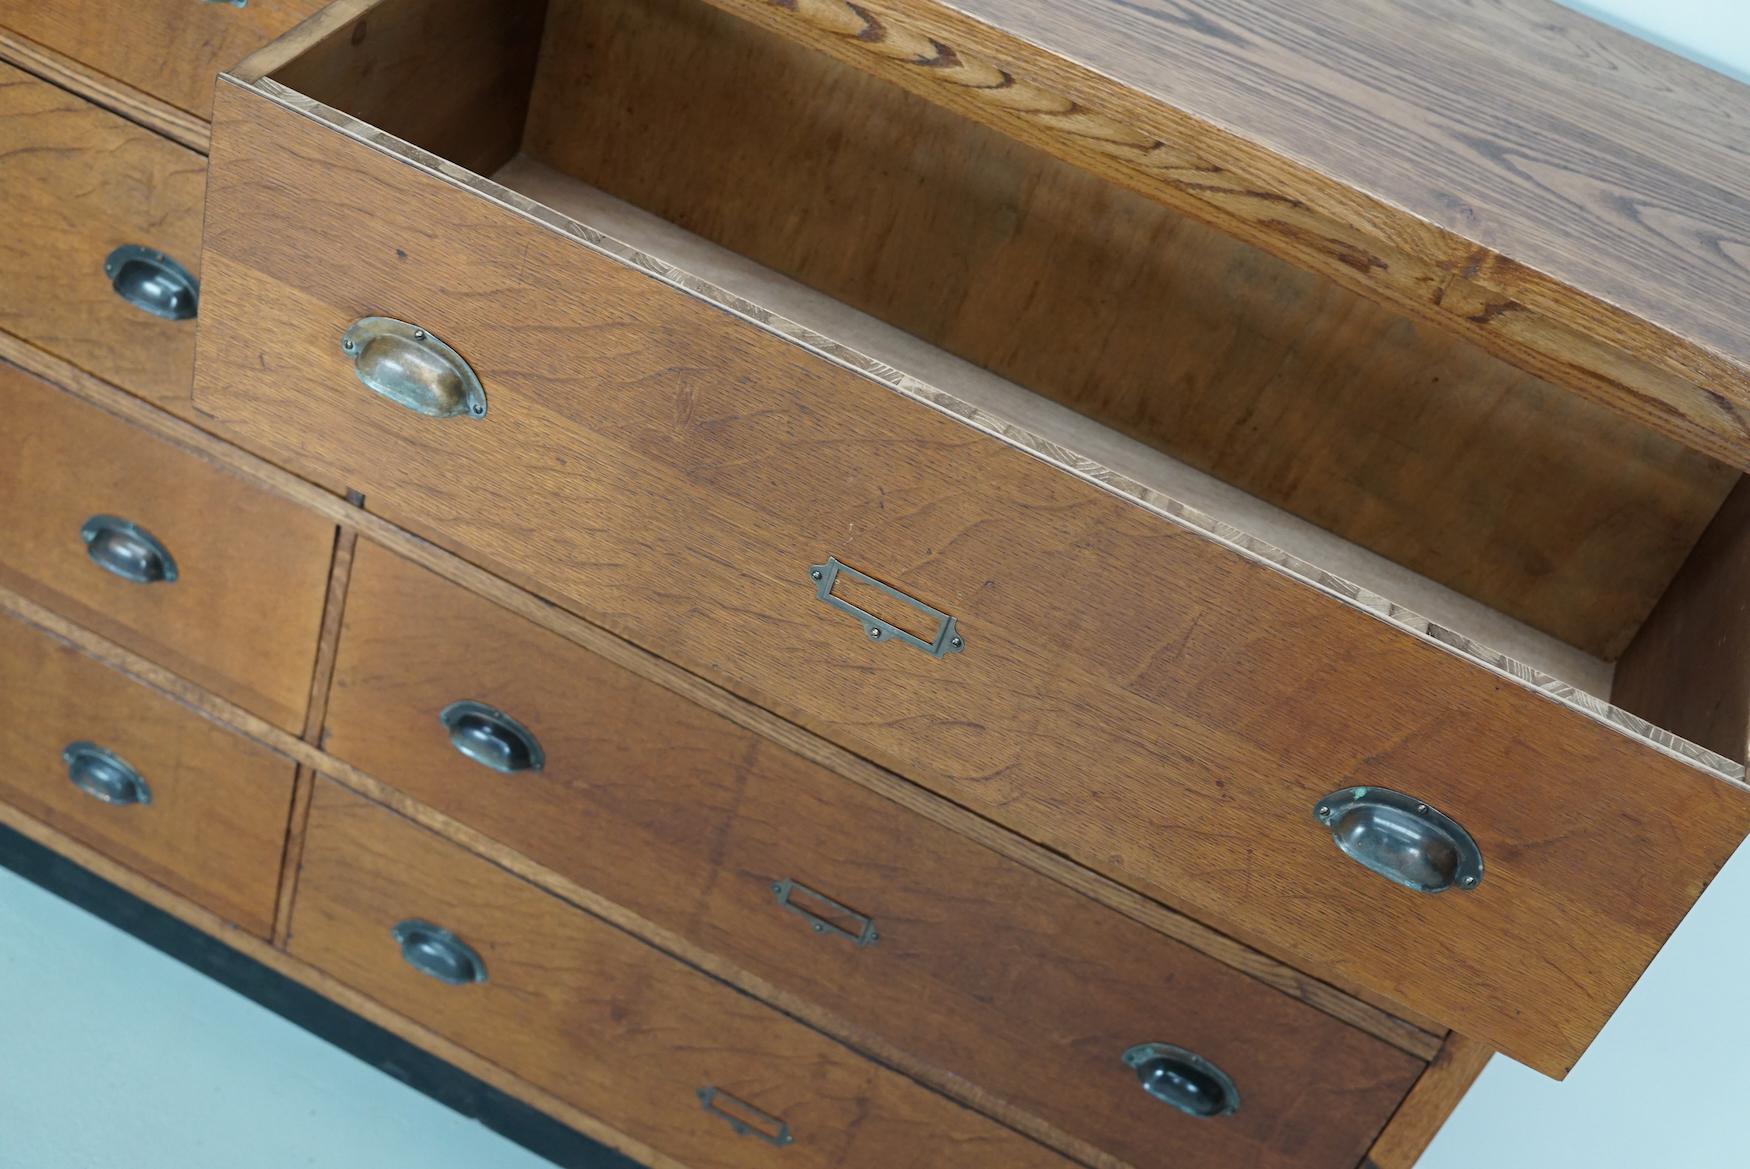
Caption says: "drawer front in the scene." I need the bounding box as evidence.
[0,611,296,934]
[0,63,205,416]
[325,540,1422,1169]
[292,779,1074,1169]
[0,0,326,121]
[196,79,1750,1075]
[0,362,335,732]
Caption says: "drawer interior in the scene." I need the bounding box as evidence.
[262,0,1750,775]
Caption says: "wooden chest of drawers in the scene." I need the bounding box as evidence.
[5,0,1750,1166]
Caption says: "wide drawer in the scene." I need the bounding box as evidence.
[0,63,205,417]
[194,0,1750,1074]
[0,361,335,732]
[325,538,1421,1169]
[291,779,1074,1168]
[0,610,297,934]
[0,0,326,121]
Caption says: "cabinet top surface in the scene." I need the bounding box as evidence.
[916,0,1750,398]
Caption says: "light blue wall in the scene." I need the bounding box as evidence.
[1420,8,1750,1167]
[0,867,554,1169]
[1562,0,1750,83]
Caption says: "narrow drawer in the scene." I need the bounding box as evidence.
[0,362,335,732]
[0,0,326,121]
[194,0,1750,1074]
[0,63,204,416]
[0,611,296,934]
[325,539,1422,1169]
[292,779,1075,1169]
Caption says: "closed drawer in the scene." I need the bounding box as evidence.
[194,0,1750,1074]
[292,779,1074,1169]
[0,0,326,121]
[325,539,1422,1169]
[0,610,296,934]
[0,361,335,732]
[0,63,204,416]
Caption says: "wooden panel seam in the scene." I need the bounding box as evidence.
[0,30,209,151]
[273,525,360,946]
[1359,1033,1492,1169]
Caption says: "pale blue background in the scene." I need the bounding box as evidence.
[2,4,1747,1168]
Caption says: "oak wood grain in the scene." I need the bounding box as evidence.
[1361,1034,1493,1169]
[0,360,336,733]
[195,82,1750,1075]
[0,336,1444,1057]
[0,63,206,417]
[327,538,1423,1169]
[0,610,296,936]
[0,798,683,1169]
[687,0,1750,469]
[0,30,207,150]
[0,0,326,120]
[293,779,1076,1169]
[1613,478,1750,764]
[521,0,1735,658]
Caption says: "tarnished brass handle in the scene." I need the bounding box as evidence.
[392,919,488,985]
[439,701,544,773]
[341,318,486,419]
[80,515,178,584]
[104,245,198,321]
[1122,1044,1239,1118]
[1314,787,1483,893]
[63,742,153,807]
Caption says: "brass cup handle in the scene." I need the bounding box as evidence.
[1122,1043,1239,1118]
[104,245,198,321]
[392,919,488,985]
[62,742,153,807]
[438,701,544,773]
[80,515,178,584]
[1314,787,1483,893]
[341,317,487,419]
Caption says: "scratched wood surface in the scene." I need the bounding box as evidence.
[516,0,1735,660]
[684,0,1750,470]
[326,538,1423,1169]
[195,83,1750,1075]
[0,361,336,733]
[292,779,1076,1168]
[0,610,296,936]
[0,63,206,417]
[0,0,326,120]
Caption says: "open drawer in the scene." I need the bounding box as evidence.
[193,0,1750,1076]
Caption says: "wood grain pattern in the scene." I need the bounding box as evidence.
[0,337,1444,1058]
[1361,1034,1493,1169]
[0,610,296,936]
[0,798,683,1169]
[268,0,546,176]
[0,30,207,150]
[0,0,326,120]
[688,0,1750,469]
[195,83,1750,1075]
[0,63,206,416]
[520,0,1734,658]
[0,360,336,732]
[327,539,1422,1169]
[1613,478,1750,764]
[293,779,1075,1169]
